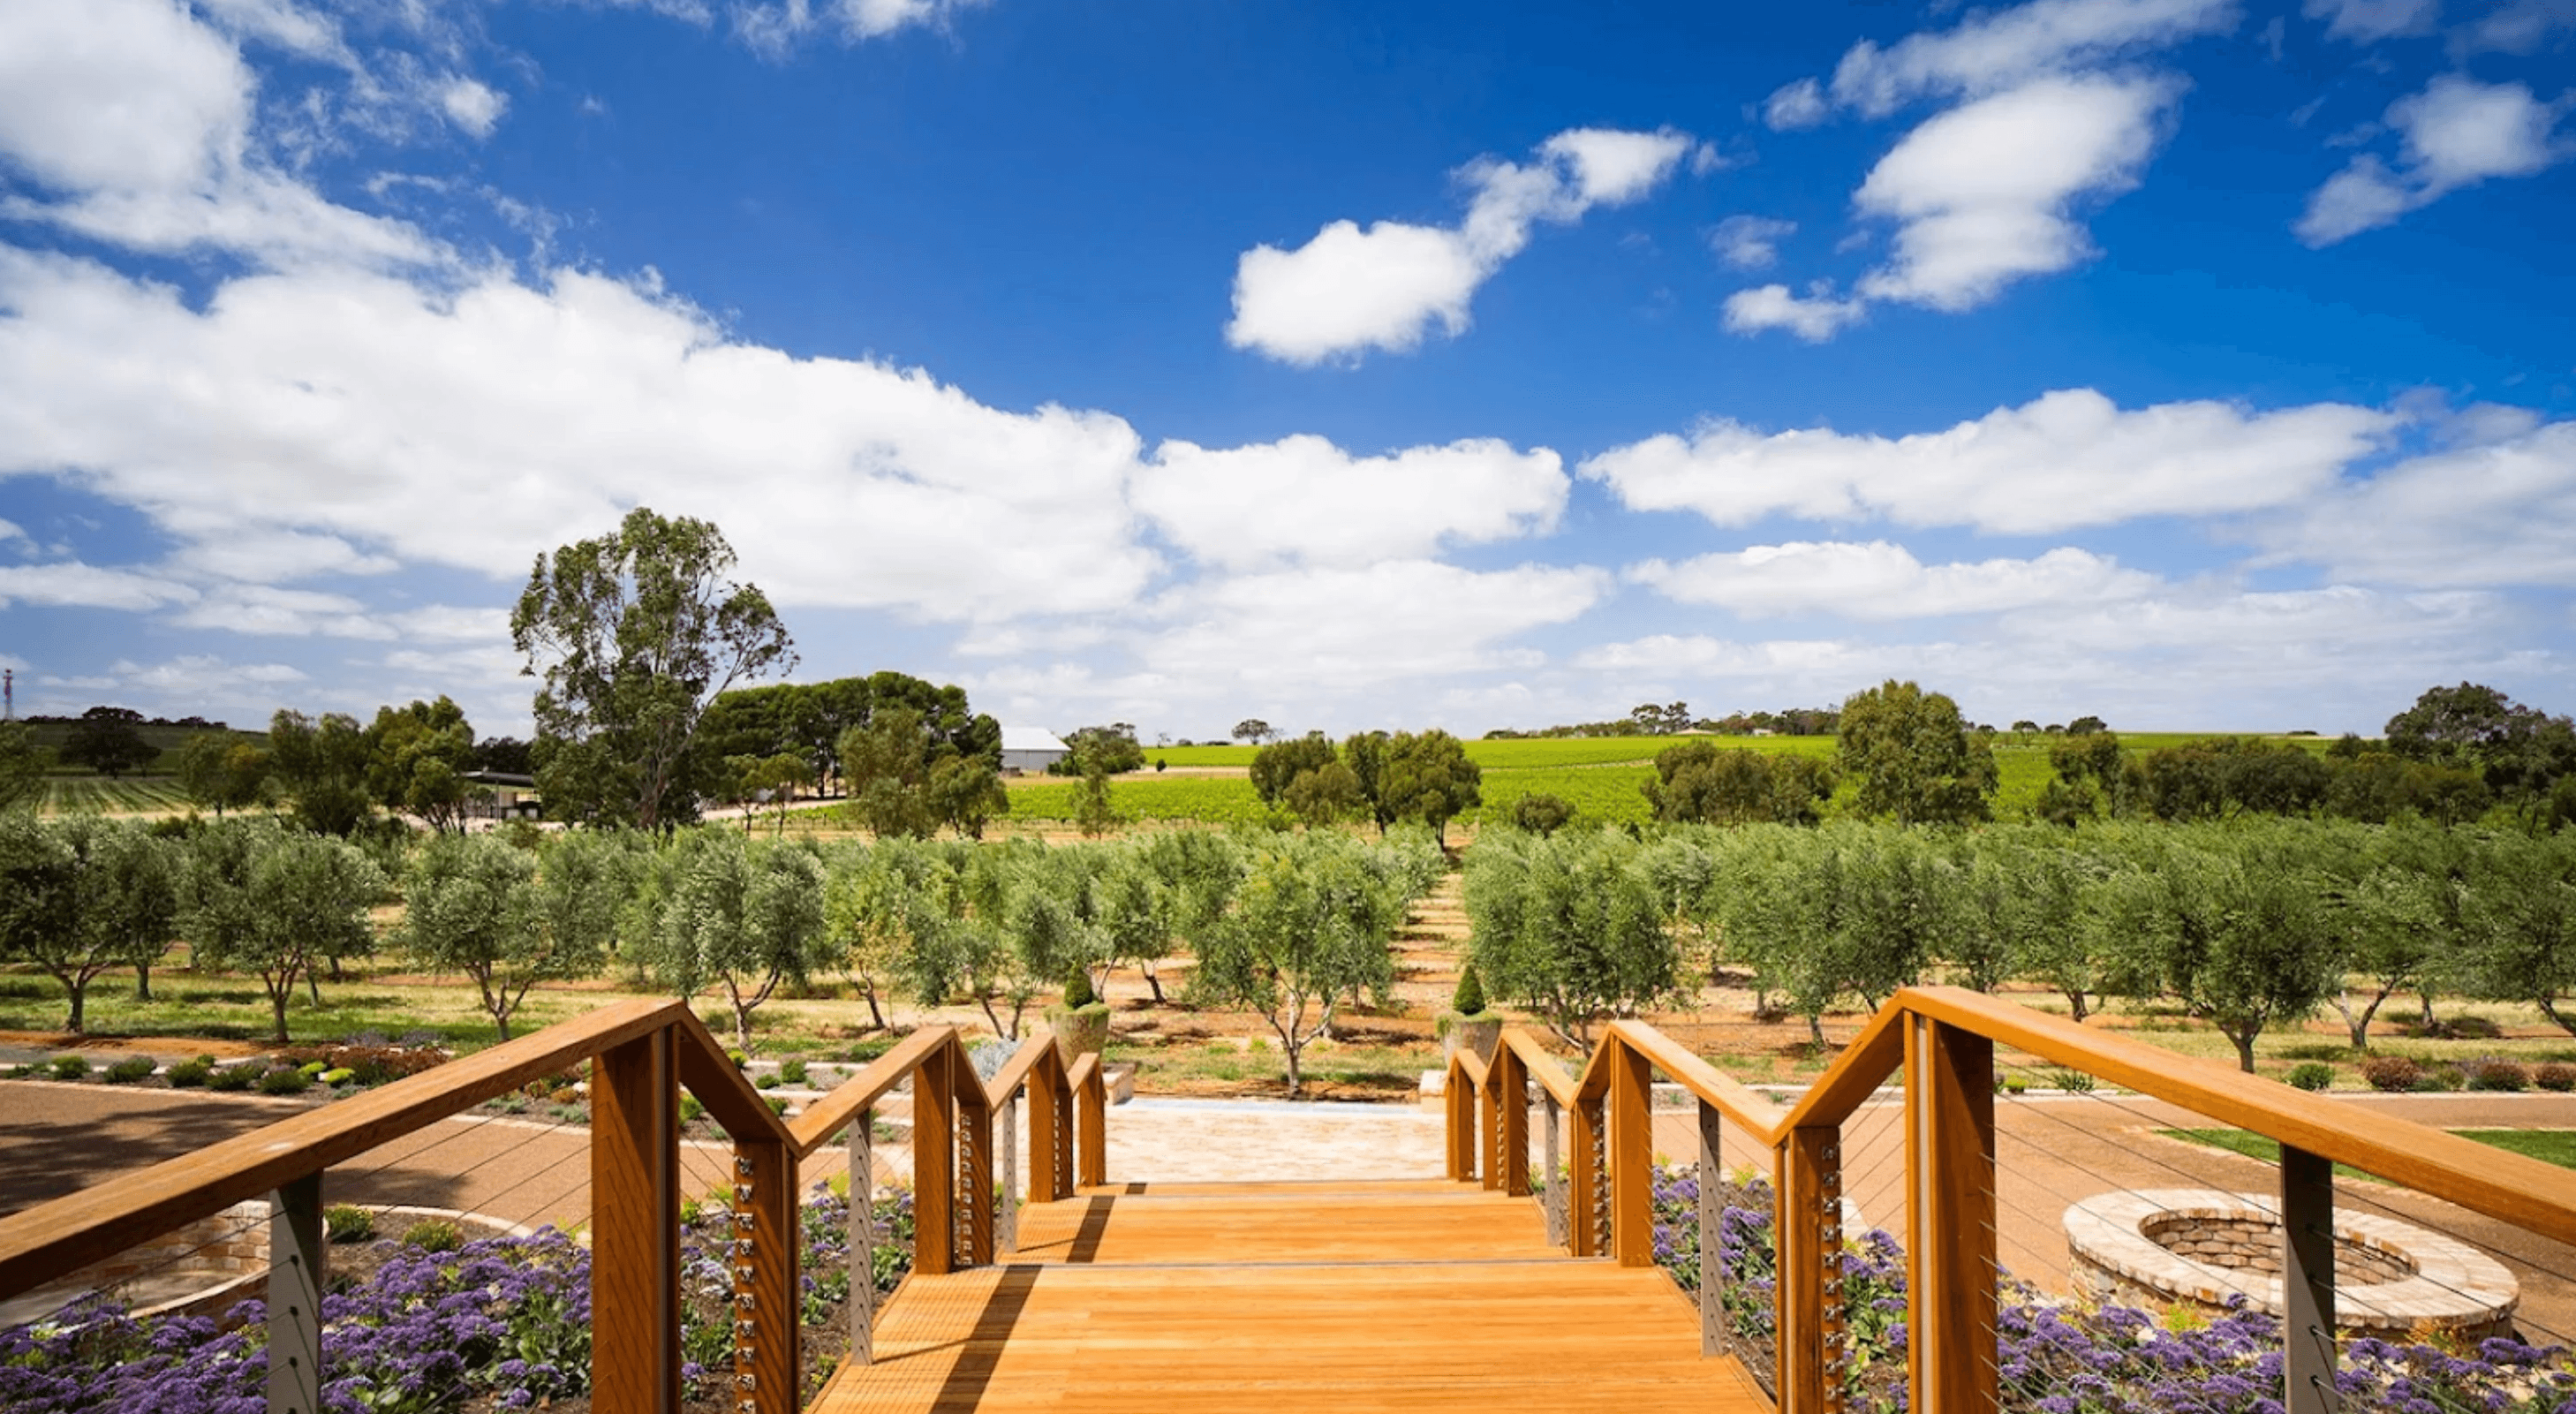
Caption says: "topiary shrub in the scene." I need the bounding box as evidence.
[402,1219,461,1252]
[1064,969,1099,1009]
[2466,1057,2530,1093]
[102,1056,156,1085]
[2285,1062,2335,1092]
[2361,1055,2421,1093]
[166,1055,216,1088]
[324,1205,374,1242]
[1451,967,1491,1019]
[49,1055,92,1081]
[2538,1062,2576,1093]
[260,1066,314,1095]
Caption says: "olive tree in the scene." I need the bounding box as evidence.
[2105,826,2341,1071]
[648,829,830,1048]
[514,508,795,830]
[402,832,624,1040]
[0,816,181,1032]
[2463,829,2576,1036]
[823,837,964,1031]
[1189,833,1410,1096]
[185,820,384,1043]
[1465,829,1681,1048]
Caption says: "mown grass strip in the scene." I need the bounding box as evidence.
[2160,1126,2576,1179]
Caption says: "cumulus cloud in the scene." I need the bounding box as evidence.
[0,247,1161,624]
[0,0,435,268]
[1720,283,1870,341]
[1629,541,2156,618]
[2303,0,2441,42]
[1767,0,2233,125]
[1226,126,1694,364]
[168,584,397,639]
[2297,75,2572,244]
[1709,215,1798,270]
[1133,435,1566,572]
[1579,387,2395,533]
[2262,417,2576,586]
[2457,0,2576,55]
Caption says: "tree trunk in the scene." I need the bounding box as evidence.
[134,964,152,1002]
[2333,987,2390,1051]
[268,980,292,1044]
[1144,964,1166,1004]
[2224,1025,2258,1073]
[306,967,321,1006]
[2421,990,2438,1028]
[64,979,85,1034]
[1808,1013,1826,1049]
[861,983,885,1032]
[2063,988,2089,1024]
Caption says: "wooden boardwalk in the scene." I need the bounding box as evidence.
[809,1179,1774,1413]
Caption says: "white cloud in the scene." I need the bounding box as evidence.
[2457,0,2576,55]
[1710,215,1798,270]
[0,0,435,269]
[167,529,402,584]
[2298,76,2572,244]
[1721,283,1870,341]
[1133,435,1566,571]
[1579,387,2395,533]
[0,561,199,611]
[1630,541,2155,618]
[0,518,26,548]
[1853,74,2178,312]
[732,0,989,57]
[440,78,507,138]
[0,247,1161,624]
[168,584,396,639]
[2303,0,2441,42]
[1814,0,2235,118]
[1226,126,1693,364]
[1764,78,1831,131]
[2263,418,2576,586]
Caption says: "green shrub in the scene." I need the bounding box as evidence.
[298,1060,330,1078]
[756,1072,780,1090]
[260,1067,314,1095]
[2422,1061,2468,1092]
[2444,1015,2504,1040]
[1064,969,1099,1009]
[2285,1062,2334,1092]
[2538,1062,2576,1093]
[208,1063,261,1092]
[1450,966,1489,1018]
[778,1059,808,1086]
[2002,1075,2029,1095]
[680,1093,705,1123]
[2466,1057,2530,1093]
[726,1048,749,1070]
[2045,1067,2096,1093]
[49,1055,92,1081]
[319,1067,357,1086]
[4,1062,38,1079]
[166,1056,216,1088]
[102,1057,156,1085]
[403,1219,462,1252]
[324,1205,374,1242]
[765,1095,789,1115]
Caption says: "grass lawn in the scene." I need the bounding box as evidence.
[2161,1127,2576,1179]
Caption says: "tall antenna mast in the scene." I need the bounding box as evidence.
[3,669,11,722]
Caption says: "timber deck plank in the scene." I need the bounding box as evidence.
[810,1181,1771,1414]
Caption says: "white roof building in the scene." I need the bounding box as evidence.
[1000,726,1070,773]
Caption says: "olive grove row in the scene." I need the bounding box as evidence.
[1465,818,2576,1070]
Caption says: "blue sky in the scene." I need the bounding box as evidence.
[2,0,2572,742]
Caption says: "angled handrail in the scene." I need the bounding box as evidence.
[1447,985,2576,1414]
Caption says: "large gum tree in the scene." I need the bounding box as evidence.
[513,508,794,831]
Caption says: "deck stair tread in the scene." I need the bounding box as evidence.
[807,1178,1772,1413]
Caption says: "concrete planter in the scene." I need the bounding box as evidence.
[1441,1014,1503,1066]
[1048,1003,1112,1067]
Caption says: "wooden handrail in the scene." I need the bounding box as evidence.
[981,1032,1056,1110]
[1771,997,1910,1133]
[788,1025,957,1157]
[0,995,684,1300]
[1605,1020,1788,1146]
[1899,985,2576,1250]
[1505,1028,1578,1107]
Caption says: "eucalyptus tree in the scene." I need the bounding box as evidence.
[1835,680,1997,825]
[513,507,795,830]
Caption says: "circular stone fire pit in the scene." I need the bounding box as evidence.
[2065,1190,2518,1339]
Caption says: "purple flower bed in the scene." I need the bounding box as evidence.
[1644,1164,2576,1414]
[0,1184,918,1414]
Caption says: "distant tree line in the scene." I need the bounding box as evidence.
[1484,701,1845,739]
[1246,729,1484,843]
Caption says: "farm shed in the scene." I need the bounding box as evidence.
[1001,726,1070,774]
